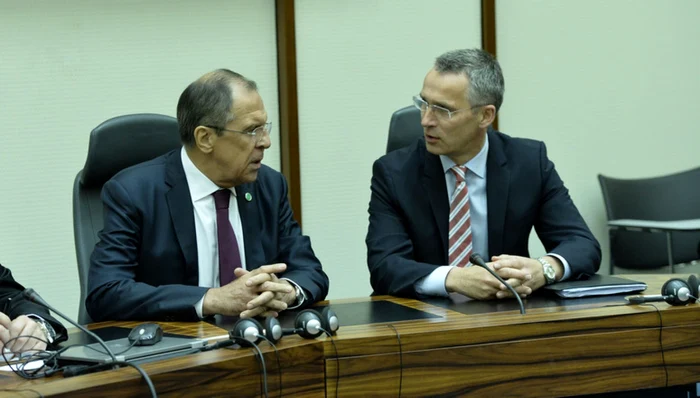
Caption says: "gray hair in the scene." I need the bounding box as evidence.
[434,49,504,112]
[176,69,258,146]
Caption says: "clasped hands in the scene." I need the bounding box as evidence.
[446,254,558,300]
[203,263,297,318]
[0,312,48,354]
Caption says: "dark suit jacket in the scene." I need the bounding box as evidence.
[87,149,328,322]
[0,264,67,345]
[366,130,601,297]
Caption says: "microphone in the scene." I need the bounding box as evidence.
[469,254,526,315]
[22,288,117,363]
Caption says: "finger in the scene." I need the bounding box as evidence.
[247,263,287,276]
[247,291,277,309]
[0,325,10,345]
[257,310,280,318]
[482,275,506,291]
[240,307,270,319]
[261,299,288,312]
[245,273,272,287]
[18,327,45,353]
[0,312,11,328]
[499,277,522,290]
[496,267,532,282]
[234,268,249,278]
[257,281,294,294]
[7,317,30,352]
[496,284,531,299]
[515,285,532,296]
[491,258,517,270]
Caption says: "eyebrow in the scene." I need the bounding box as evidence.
[419,93,453,110]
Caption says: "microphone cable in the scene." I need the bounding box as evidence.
[319,327,340,398]
[21,289,156,397]
[255,334,282,398]
[1,335,57,379]
[648,303,668,387]
[469,254,526,314]
[0,334,157,398]
[386,324,403,398]
[228,336,268,398]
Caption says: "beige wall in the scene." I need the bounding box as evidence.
[496,0,700,274]
[0,0,280,322]
[2,1,699,324]
[295,0,483,299]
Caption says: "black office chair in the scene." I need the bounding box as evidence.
[386,105,422,154]
[598,167,700,274]
[73,114,181,324]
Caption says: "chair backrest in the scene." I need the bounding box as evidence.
[386,105,422,154]
[73,114,181,324]
[598,167,700,271]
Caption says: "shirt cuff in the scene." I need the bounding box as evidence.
[281,278,307,310]
[547,253,571,281]
[194,295,206,319]
[414,265,452,297]
[26,314,56,344]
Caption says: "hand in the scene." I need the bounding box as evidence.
[239,267,296,318]
[491,254,563,298]
[0,313,48,353]
[202,263,290,317]
[445,264,532,300]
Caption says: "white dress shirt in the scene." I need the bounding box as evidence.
[414,136,572,297]
[181,148,305,317]
[181,148,246,317]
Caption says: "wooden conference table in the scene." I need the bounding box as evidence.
[2,275,698,397]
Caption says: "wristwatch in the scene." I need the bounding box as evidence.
[27,315,57,344]
[537,257,557,285]
[292,284,305,308]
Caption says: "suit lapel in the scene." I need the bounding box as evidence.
[164,151,199,286]
[235,184,261,270]
[486,130,509,258]
[420,145,449,263]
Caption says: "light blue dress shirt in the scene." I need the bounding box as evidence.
[414,135,571,297]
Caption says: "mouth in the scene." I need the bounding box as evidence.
[424,133,439,143]
[250,157,263,168]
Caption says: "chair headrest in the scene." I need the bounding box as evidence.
[80,113,181,187]
[387,106,422,153]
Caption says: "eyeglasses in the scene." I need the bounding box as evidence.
[205,122,272,139]
[413,96,485,120]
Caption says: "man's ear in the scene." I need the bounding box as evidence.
[478,105,497,129]
[194,126,215,153]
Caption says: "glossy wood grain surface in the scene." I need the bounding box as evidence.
[0,274,697,397]
[2,322,325,397]
[321,274,699,397]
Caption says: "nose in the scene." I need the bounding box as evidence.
[257,130,272,149]
[421,108,437,128]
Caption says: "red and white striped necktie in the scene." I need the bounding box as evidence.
[448,165,472,267]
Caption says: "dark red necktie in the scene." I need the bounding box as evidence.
[213,189,242,285]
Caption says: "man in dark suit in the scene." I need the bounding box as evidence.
[367,49,600,300]
[1,264,67,352]
[87,69,329,322]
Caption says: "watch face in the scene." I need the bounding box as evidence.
[544,265,556,283]
[545,267,555,278]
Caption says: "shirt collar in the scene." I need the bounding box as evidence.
[180,147,236,202]
[440,133,489,179]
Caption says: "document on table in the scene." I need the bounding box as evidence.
[543,275,647,298]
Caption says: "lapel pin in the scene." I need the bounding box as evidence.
[245,192,253,202]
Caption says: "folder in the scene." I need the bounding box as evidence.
[543,274,647,298]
